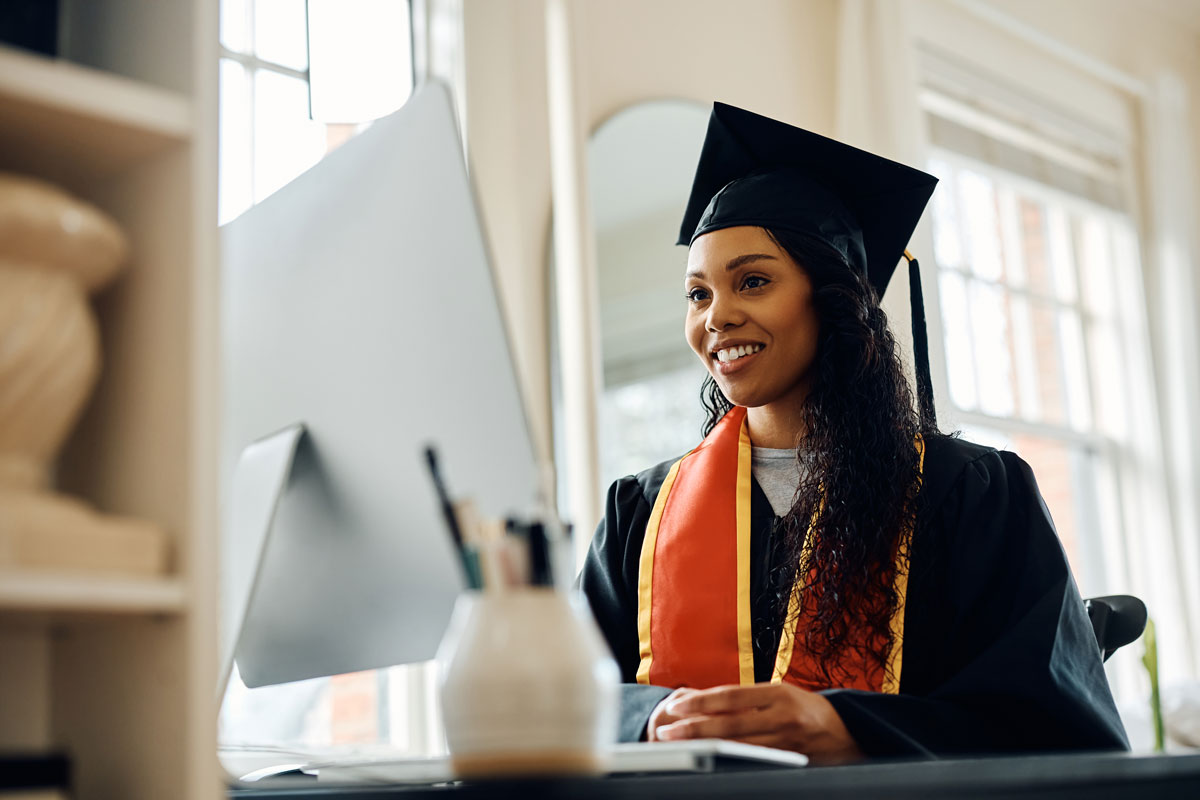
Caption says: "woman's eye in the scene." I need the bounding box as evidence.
[742,275,770,290]
[686,288,709,303]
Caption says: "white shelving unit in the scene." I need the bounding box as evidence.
[0,1,219,798]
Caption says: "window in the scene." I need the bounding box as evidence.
[926,149,1144,593]
[218,0,414,225]
[920,76,1165,712]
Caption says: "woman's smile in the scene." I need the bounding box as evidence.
[711,342,766,374]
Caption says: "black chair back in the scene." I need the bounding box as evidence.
[1085,594,1148,662]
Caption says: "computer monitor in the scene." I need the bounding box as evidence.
[219,80,541,689]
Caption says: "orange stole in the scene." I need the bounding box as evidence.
[635,406,923,694]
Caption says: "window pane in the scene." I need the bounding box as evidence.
[219,58,252,225]
[1090,451,1125,593]
[253,70,326,203]
[969,279,1015,417]
[1077,216,1116,317]
[255,0,310,71]
[1059,309,1092,432]
[1089,320,1128,439]
[1029,299,1068,426]
[996,186,1027,287]
[221,0,250,53]
[958,169,1004,282]
[1110,222,1144,313]
[1046,206,1079,303]
[928,158,965,271]
[938,270,977,411]
[1008,294,1041,420]
[1019,195,1058,299]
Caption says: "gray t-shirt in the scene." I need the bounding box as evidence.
[750,446,805,517]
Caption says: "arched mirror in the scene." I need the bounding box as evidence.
[551,100,710,517]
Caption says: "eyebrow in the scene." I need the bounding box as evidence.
[685,253,779,280]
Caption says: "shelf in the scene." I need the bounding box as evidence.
[0,570,187,615]
[0,44,193,181]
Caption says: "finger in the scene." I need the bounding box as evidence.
[666,684,790,717]
[656,707,776,741]
[647,689,698,741]
[648,711,687,741]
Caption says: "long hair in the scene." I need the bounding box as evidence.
[700,228,939,685]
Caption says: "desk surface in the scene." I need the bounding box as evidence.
[231,751,1200,799]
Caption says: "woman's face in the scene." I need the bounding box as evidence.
[684,226,820,410]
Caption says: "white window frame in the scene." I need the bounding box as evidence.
[218,44,312,209]
[927,146,1144,595]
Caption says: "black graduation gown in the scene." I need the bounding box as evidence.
[578,434,1130,757]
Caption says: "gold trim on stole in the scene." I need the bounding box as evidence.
[735,418,756,685]
[635,453,688,685]
[770,528,814,683]
[881,436,925,694]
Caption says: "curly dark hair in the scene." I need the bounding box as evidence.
[700,228,940,686]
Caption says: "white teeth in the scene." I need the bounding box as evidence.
[715,344,762,363]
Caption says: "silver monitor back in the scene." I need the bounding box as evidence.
[220,80,539,688]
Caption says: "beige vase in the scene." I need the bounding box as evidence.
[0,174,167,575]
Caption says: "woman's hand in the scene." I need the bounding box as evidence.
[652,683,864,764]
[646,687,701,741]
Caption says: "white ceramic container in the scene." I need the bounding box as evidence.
[437,588,620,778]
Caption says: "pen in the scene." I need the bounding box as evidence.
[423,445,481,589]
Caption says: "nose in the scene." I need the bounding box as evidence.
[705,290,745,333]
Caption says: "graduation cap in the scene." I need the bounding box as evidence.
[678,101,939,424]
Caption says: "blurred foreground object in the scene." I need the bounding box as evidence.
[1164,682,1200,750]
[437,588,619,778]
[0,173,168,575]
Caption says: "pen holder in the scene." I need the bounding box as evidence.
[436,588,620,778]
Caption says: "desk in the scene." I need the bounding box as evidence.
[231,752,1200,799]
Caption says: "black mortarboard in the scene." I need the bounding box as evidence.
[678,102,940,423]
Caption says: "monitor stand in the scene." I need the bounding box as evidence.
[218,422,307,700]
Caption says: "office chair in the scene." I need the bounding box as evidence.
[1085,595,1148,662]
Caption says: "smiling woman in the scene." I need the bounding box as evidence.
[577,101,1129,762]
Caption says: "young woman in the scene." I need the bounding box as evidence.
[578,102,1127,763]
